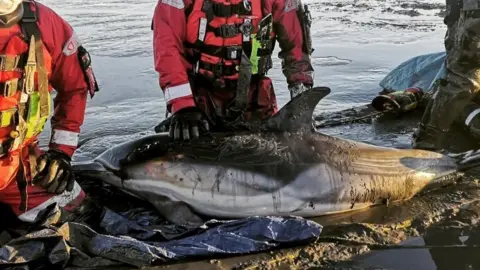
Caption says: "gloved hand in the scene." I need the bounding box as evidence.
[289,83,312,99]
[32,149,75,194]
[169,107,210,141]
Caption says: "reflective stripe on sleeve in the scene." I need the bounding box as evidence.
[164,83,193,103]
[51,129,79,147]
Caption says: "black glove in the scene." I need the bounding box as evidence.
[32,149,75,194]
[170,107,210,141]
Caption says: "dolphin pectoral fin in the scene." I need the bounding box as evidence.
[261,86,331,133]
[133,191,205,228]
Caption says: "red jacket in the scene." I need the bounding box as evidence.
[33,2,95,157]
[152,0,314,114]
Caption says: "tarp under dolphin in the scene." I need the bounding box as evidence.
[0,51,467,269]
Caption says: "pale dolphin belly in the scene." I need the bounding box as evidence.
[124,157,439,218]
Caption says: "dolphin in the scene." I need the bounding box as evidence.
[72,87,480,222]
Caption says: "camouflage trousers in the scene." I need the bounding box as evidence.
[413,0,480,150]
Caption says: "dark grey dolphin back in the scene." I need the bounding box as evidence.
[72,86,331,172]
[261,87,331,132]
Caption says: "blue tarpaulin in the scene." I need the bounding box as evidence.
[379,51,446,92]
[0,181,323,269]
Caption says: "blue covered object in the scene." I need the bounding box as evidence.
[0,202,322,268]
[379,51,446,92]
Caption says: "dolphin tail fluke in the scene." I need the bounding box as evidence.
[450,149,480,171]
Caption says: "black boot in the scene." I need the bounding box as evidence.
[412,123,447,151]
[411,83,449,152]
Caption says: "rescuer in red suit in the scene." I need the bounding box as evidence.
[0,0,99,222]
[152,0,315,140]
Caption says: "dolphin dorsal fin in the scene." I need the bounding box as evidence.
[261,86,331,132]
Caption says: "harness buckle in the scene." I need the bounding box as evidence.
[213,63,224,77]
[22,16,37,23]
[239,20,253,36]
[218,25,239,38]
[2,80,17,97]
[243,0,252,12]
[13,55,20,69]
[21,1,38,23]
[226,46,241,60]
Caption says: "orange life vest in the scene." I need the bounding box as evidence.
[184,0,275,89]
[0,1,53,192]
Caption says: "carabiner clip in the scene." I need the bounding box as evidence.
[243,0,251,12]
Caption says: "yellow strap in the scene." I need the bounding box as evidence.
[33,34,49,119]
[5,78,19,97]
[25,92,39,139]
[9,36,37,151]
[0,108,16,128]
[7,33,50,152]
